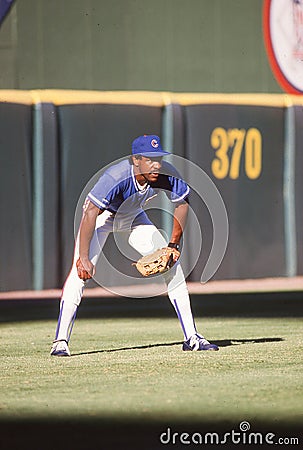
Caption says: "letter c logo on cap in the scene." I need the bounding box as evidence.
[151,139,159,148]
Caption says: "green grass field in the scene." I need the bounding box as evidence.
[0,303,302,449]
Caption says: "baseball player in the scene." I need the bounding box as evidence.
[50,135,219,356]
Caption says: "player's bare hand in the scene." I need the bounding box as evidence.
[76,257,95,281]
[170,248,180,264]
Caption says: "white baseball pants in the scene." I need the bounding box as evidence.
[54,211,197,343]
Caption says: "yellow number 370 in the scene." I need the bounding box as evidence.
[210,127,262,180]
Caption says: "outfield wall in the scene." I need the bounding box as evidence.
[1,90,302,291]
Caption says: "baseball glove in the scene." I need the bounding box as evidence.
[134,247,180,277]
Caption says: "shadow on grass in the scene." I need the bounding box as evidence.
[72,337,284,356]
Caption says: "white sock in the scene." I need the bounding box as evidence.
[54,262,86,342]
[164,264,197,340]
[169,294,197,340]
[55,300,78,342]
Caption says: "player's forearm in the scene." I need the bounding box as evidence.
[79,205,99,261]
[170,202,189,244]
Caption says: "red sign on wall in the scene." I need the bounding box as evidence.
[263,0,303,95]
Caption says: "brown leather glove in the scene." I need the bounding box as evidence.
[134,247,180,277]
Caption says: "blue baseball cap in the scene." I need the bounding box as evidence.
[132,135,170,157]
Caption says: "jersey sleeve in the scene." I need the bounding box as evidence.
[156,161,190,203]
[87,173,120,210]
[168,176,190,203]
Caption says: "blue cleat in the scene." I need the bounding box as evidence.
[183,334,219,351]
[50,340,71,357]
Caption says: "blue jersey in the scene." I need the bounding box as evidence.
[87,158,190,215]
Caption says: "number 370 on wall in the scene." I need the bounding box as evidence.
[210,127,262,180]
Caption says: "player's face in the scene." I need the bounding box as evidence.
[133,155,163,183]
